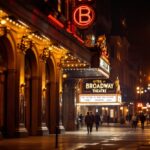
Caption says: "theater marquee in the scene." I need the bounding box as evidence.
[79,94,122,104]
[78,79,122,106]
[82,79,116,94]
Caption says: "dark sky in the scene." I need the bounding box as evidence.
[110,1,150,72]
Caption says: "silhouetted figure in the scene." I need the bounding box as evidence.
[95,113,100,131]
[79,113,83,128]
[140,113,146,130]
[85,112,94,134]
[131,114,138,129]
[89,112,94,132]
[85,112,91,134]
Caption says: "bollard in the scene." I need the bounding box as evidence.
[55,126,59,148]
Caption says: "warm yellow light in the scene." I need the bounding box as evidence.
[62,74,67,79]
[141,91,144,94]
[0,19,6,25]
[120,107,123,110]
[64,55,68,59]
[137,103,143,107]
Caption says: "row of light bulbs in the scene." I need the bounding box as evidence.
[62,63,87,67]
[0,9,89,67]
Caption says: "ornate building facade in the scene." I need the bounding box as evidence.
[0,0,95,137]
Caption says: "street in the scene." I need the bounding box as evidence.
[0,124,150,150]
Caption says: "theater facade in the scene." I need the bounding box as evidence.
[0,0,112,137]
[0,0,125,138]
[76,78,122,123]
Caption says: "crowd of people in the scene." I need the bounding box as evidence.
[77,112,110,134]
[126,112,147,130]
[76,112,149,134]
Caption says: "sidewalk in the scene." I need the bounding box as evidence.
[0,125,150,150]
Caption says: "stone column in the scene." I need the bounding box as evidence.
[62,79,76,131]
[37,61,49,135]
[58,67,65,133]
[38,51,49,135]
[15,51,28,137]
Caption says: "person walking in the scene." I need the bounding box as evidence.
[95,113,100,131]
[79,113,83,128]
[85,112,94,134]
[131,113,138,129]
[89,112,94,132]
[140,113,146,130]
[85,112,91,134]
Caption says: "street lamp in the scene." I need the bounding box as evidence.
[58,56,68,133]
[136,86,144,102]
[136,86,144,113]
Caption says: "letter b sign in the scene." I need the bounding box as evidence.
[73,5,95,29]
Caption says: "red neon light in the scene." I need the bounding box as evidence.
[48,14,64,28]
[73,34,84,43]
[73,5,95,29]
[66,21,72,33]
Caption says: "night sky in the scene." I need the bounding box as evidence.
[110,1,150,72]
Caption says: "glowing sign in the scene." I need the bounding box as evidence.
[73,5,95,29]
[82,79,115,94]
[79,94,122,103]
[100,58,110,73]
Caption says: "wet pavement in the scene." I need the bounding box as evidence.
[1,124,150,150]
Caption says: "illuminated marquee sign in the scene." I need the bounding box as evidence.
[82,79,115,94]
[79,94,122,103]
[73,5,95,29]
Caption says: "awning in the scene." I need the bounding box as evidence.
[63,68,109,78]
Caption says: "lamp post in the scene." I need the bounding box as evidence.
[136,86,144,113]
[136,86,144,103]
[58,56,68,133]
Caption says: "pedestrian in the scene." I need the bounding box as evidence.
[95,113,100,131]
[79,113,83,128]
[76,115,80,130]
[89,112,94,132]
[131,113,138,129]
[85,112,91,134]
[140,113,146,130]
